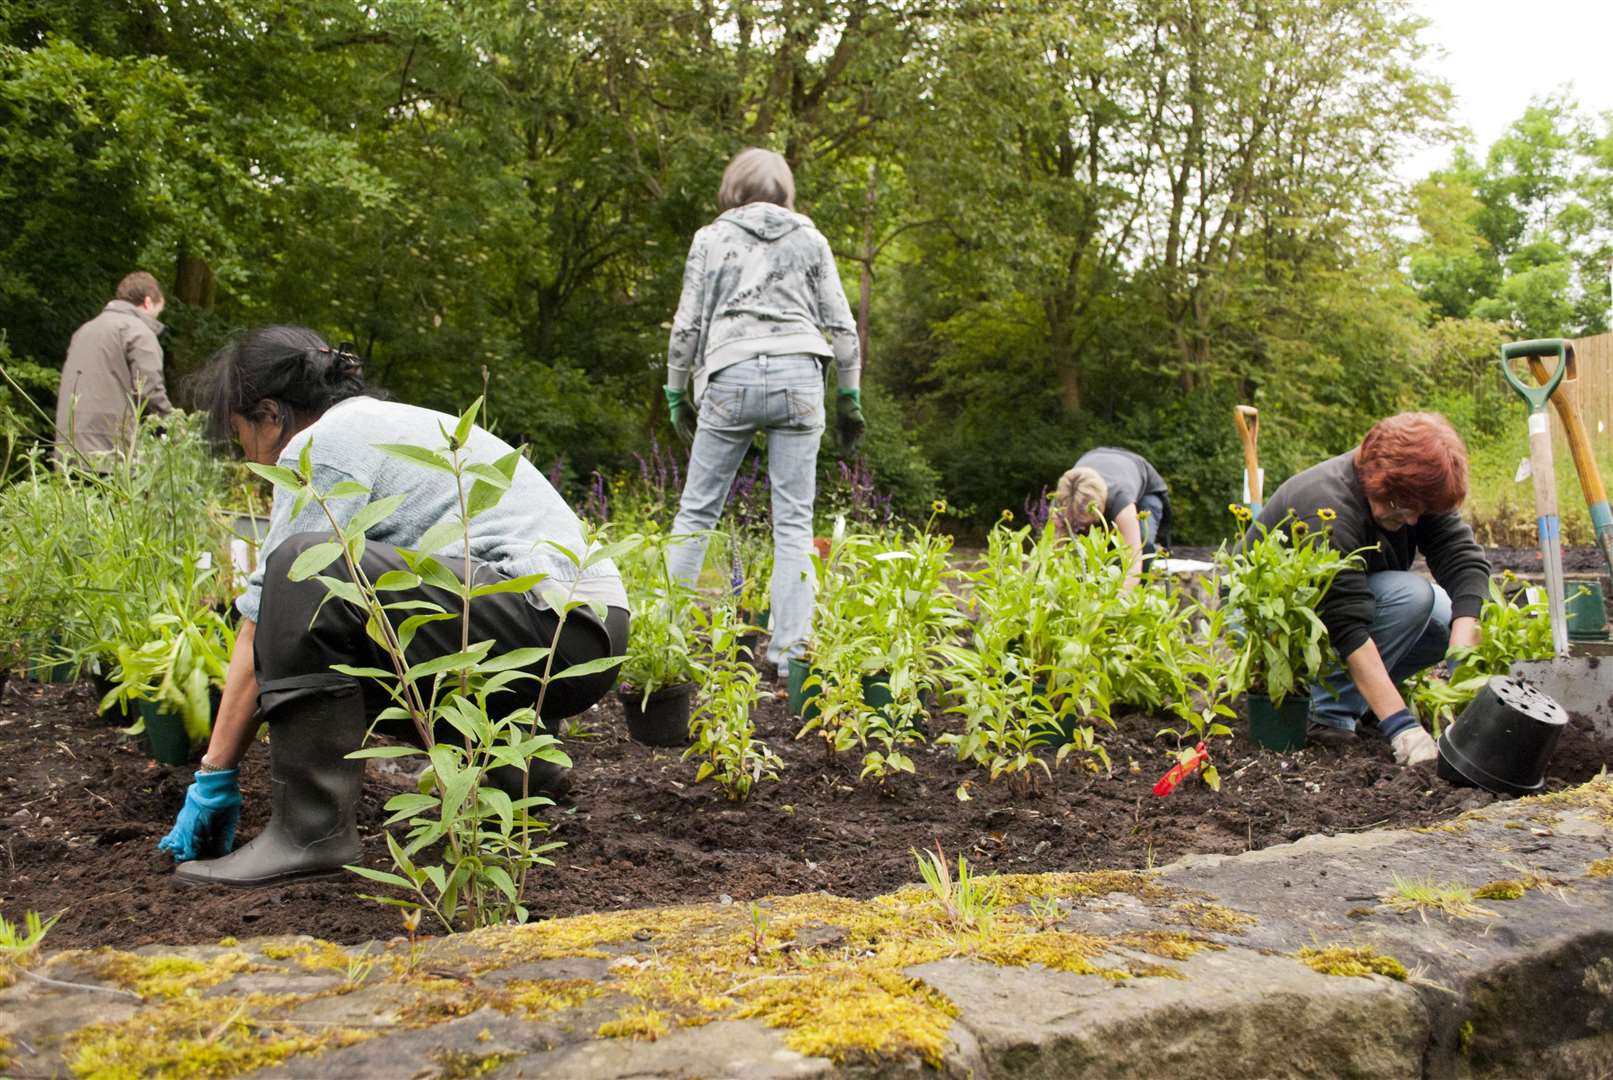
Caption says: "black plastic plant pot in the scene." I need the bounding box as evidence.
[737,632,762,663]
[786,657,820,721]
[619,682,693,747]
[91,664,127,725]
[1437,676,1567,796]
[0,669,8,704]
[1247,692,1308,752]
[140,701,198,766]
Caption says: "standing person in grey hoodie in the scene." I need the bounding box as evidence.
[663,148,864,678]
[54,270,173,464]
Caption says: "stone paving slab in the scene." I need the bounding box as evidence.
[2,778,1612,1078]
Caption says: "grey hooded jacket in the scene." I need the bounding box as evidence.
[55,299,172,460]
[666,203,860,405]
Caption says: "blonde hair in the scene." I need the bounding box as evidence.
[1051,466,1108,538]
[717,148,795,211]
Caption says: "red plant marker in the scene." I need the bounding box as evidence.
[1152,742,1208,797]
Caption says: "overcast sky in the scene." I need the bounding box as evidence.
[1400,0,1613,181]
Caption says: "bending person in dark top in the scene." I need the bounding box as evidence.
[1050,446,1172,586]
[1246,413,1490,766]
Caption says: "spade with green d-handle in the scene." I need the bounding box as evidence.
[1522,341,1613,586]
[1501,338,1570,656]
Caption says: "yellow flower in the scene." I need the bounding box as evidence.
[999,508,1014,522]
[1317,507,1337,522]
[1293,520,1310,535]
[931,499,948,514]
[1228,503,1253,523]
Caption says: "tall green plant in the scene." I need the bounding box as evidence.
[1219,509,1362,705]
[685,603,778,801]
[253,399,627,931]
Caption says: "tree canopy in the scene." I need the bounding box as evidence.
[4,0,1609,539]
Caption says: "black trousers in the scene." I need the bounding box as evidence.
[254,532,628,742]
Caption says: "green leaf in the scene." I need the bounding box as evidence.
[465,479,504,521]
[246,462,302,490]
[348,745,425,759]
[454,399,481,446]
[550,654,625,681]
[374,570,422,592]
[405,644,493,682]
[376,443,455,473]
[347,494,409,536]
[324,480,370,499]
[468,574,546,599]
[414,556,463,592]
[287,542,343,581]
[476,646,551,673]
[345,866,414,889]
[413,519,465,559]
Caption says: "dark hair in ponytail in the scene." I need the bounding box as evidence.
[190,325,368,449]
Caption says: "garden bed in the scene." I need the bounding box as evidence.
[5,667,1610,952]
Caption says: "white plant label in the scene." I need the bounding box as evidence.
[1515,456,1532,483]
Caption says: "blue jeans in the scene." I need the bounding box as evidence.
[1310,571,1451,733]
[1135,492,1164,551]
[667,355,825,674]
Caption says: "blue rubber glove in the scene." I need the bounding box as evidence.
[158,768,242,862]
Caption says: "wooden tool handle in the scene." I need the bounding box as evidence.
[1527,348,1605,505]
[1233,406,1261,505]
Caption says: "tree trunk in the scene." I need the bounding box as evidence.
[173,247,215,309]
[857,161,876,367]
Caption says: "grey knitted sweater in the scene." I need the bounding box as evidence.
[666,203,860,404]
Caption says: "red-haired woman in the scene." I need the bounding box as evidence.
[1246,413,1491,766]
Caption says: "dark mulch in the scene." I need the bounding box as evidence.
[4,670,1610,952]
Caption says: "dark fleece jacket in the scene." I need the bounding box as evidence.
[1246,450,1491,658]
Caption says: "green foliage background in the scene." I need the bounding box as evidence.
[4,0,1611,542]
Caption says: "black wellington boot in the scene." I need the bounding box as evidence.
[176,679,365,887]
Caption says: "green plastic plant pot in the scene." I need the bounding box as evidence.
[786,657,820,721]
[861,673,894,711]
[1247,692,1308,752]
[140,701,196,766]
[1565,580,1609,642]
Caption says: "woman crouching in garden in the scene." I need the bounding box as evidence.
[159,325,629,887]
[1247,412,1491,765]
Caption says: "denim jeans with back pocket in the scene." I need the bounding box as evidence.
[666,355,826,675]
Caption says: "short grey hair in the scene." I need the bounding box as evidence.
[717,148,795,211]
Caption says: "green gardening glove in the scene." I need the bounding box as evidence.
[665,387,698,444]
[835,388,866,454]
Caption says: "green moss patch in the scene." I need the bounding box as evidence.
[68,993,375,1079]
[1297,946,1408,981]
[51,869,1244,1074]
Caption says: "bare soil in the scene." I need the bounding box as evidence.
[5,667,1610,951]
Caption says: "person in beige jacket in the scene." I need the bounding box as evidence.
[54,271,173,462]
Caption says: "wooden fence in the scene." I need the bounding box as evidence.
[1559,333,1613,444]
